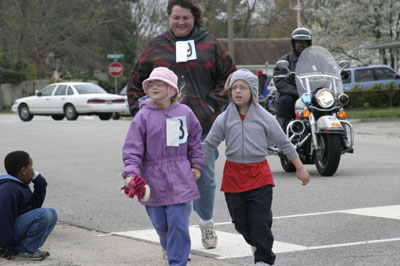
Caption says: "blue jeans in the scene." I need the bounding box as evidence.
[192,135,219,221]
[10,208,57,253]
[146,204,190,266]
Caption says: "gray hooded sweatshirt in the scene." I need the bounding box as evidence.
[202,69,298,163]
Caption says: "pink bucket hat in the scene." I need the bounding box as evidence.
[142,67,179,98]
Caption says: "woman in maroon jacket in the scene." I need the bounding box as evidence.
[126,0,236,250]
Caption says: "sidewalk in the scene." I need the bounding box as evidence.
[349,117,400,138]
[1,222,232,266]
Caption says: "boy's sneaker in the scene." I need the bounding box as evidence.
[17,249,50,261]
[199,223,218,249]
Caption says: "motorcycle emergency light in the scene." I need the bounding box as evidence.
[303,110,311,118]
[338,110,346,119]
[301,93,312,104]
[315,89,334,108]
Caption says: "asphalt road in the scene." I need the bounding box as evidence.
[1,114,400,266]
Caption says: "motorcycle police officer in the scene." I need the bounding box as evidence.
[273,27,312,130]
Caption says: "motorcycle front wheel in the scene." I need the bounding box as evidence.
[314,134,341,176]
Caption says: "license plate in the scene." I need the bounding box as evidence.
[105,100,112,104]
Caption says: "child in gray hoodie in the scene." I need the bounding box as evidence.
[202,69,310,266]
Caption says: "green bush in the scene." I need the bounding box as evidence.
[346,83,400,109]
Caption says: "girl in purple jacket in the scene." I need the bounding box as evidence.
[122,67,205,265]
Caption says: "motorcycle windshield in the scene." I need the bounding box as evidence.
[295,46,344,96]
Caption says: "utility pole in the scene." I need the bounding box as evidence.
[227,0,235,62]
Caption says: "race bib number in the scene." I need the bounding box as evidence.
[176,40,197,63]
[166,116,188,147]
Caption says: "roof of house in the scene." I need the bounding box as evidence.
[219,38,292,66]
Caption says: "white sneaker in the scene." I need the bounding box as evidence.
[161,248,167,262]
[162,248,191,262]
[251,245,257,255]
[199,223,218,249]
[255,262,273,266]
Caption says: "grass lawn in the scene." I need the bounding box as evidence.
[0,107,12,114]
[346,107,400,119]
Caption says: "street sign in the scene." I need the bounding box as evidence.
[107,54,125,59]
[108,62,123,77]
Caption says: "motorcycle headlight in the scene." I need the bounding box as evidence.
[315,88,334,108]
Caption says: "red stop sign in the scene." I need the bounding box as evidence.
[108,62,123,77]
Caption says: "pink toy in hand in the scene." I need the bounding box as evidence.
[121,175,151,202]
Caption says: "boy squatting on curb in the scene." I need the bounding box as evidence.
[0,151,57,261]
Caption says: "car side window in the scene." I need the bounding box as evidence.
[55,85,67,95]
[374,67,397,80]
[41,85,57,96]
[67,87,74,95]
[355,69,374,82]
[341,70,351,84]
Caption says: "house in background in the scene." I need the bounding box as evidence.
[219,38,291,76]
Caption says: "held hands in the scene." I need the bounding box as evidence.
[192,168,201,181]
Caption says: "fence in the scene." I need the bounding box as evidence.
[0,79,98,110]
[0,79,50,110]
[346,87,400,108]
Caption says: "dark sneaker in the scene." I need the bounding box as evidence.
[17,250,50,261]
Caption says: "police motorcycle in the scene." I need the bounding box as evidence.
[268,45,354,176]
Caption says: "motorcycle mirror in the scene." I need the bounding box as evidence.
[276,60,290,71]
[339,60,350,69]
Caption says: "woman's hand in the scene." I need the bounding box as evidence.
[192,168,201,180]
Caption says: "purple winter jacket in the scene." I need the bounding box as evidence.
[122,98,205,206]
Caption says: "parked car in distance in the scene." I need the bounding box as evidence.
[11,82,127,121]
[111,85,130,120]
[341,65,400,91]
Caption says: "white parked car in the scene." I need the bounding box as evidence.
[11,82,127,121]
[111,85,130,120]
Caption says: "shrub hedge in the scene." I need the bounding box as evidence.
[346,83,400,109]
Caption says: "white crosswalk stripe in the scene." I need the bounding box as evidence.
[110,205,400,260]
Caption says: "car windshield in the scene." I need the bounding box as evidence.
[74,84,107,94]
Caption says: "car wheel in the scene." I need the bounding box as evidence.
[111,112,120,120]
[99,113,112,120]
[64,105,78,120]
[18,104,34,121]
[51,115,65,120]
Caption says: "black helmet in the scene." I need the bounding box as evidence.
[291,27,312,50]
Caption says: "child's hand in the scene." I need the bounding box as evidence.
[124,176,134,188]
[297,168,310,186]
[192,168,201,180]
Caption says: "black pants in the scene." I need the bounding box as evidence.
[225,185,275,265]
[277,93,297,119]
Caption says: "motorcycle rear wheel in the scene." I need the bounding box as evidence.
[314,134,341,176]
